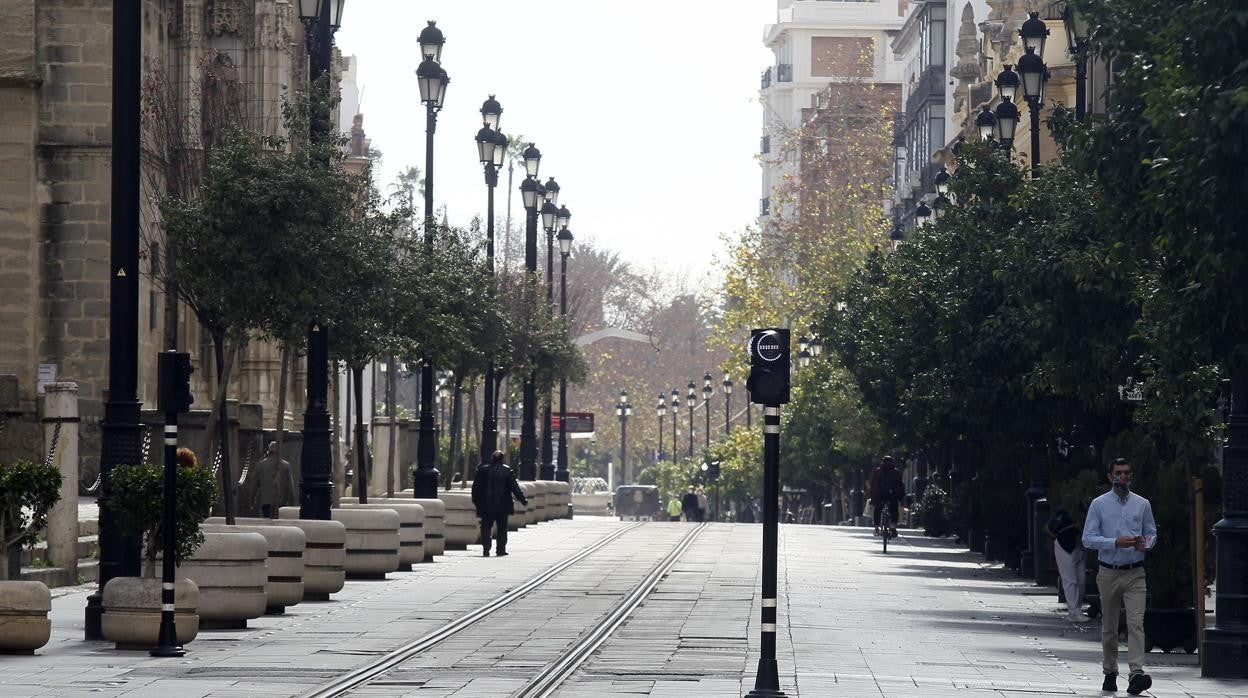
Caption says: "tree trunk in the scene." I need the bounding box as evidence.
[274,343,290,470]
[344,366,352,498]
[465,379,479,488]
[353,364,368,504]
[209,333,238,524]
[386,356,397,497]
[331,362,343,506]
[448,377,463,490]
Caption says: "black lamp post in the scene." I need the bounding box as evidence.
[975,105,997,142]
[412,20,448,498]
[890,219,905,252]
[519,144,542,480]
[616,391,632,485]
[475,94,505,462]
[1204,371,1248,676]
[670,389,680,462]
[722,374,733,435]
[994,65,1021,150]
[1060,2,1090,121]
[88,0,145,640]
[657,394,667,463]
[686,382,696,457]
[702,372,714,449]
[915,200,933,230]
[538,182,560,480]
[556,226,574,483]
[1017,12,1050,173]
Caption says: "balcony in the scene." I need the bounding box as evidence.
[760,197,771,217]
[776,63,793,83]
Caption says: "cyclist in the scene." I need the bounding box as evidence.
[869,455,905,537]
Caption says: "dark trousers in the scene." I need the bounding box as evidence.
[873,498,900,527]
[480,513,509,553]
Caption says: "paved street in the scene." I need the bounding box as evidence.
[2,518,1244,697]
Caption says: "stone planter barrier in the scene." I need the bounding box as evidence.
[339,500,425,570]
[410,498,445,559]
[521,483,538,525]
[438,491,478,549]
[0,581,51,653]
[173,530,267,629]
[282,507,399,579]
[532,481,550,520]
[548,481,572,518]
[262,515,346,601]
[101,577,199,650]
[509,483,528,531]
[204,521,306,614]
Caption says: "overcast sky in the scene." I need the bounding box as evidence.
[335,1,776,284]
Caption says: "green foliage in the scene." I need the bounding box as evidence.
[0,460,62,571]
[913,484,953,538]
[109,462,216,567]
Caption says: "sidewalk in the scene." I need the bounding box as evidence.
[2,520,1244,697]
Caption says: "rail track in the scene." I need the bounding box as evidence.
[303,522,705,698]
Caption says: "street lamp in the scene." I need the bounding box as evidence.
[932,192,952,221]
[556,226,574,483]
[657,394,667,463]
[474,95,505,462]
[518,144,542,480]
[797,349,812,368]
[976,105,997,142]
[722,374,733,435]
[616,390,633,485]
[702,373,714,449]
[890,219,905,252]
[1016,43,1049,172]
[686,382,696,458]
[539,185,567,480]
[994,65,1021,148]
[670,389,680,462]
[809,333,823,358]
[915,200,933,229]
[1060,2,1091,121]
[412,26,449,498]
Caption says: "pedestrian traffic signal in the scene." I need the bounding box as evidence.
[157,351,195,414]
[708,460,721,480]
[746,328,790,405]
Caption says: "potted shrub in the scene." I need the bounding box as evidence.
[0,459,60,653]
[101,458,216,649]
[914,484,953,537]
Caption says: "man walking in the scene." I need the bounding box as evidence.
[1082,457,1157,695]
[681,486,700,523]
[666,496,683,521]
[1047,506,1089,622]
[255,441,295,518]
[472,450,528,557]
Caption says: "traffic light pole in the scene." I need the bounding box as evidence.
[152,350,191,656]
[748,404,786,697]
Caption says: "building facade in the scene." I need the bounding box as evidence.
[0,0,348,483]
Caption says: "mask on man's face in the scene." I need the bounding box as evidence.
[1112,474,1131,495]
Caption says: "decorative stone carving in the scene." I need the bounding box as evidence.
[207,0,248,37]
[950,4,983,114]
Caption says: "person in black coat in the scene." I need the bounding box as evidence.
[680,486,701,523]
[472,450,528,557]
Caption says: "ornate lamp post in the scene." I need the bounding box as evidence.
[518,144,542,480]
[722,374,733,435]
[475,94,506,461]
[686,382,696,457]
[702,373,714,449]
[1060,2,1091,121]
[412,20,449,498]
[657,394,667,463]
[670,389,680,462]
[539,179,562,480]
[616,391,632,485]
[915,200,933,229]
[556,226,574,483]
[994,65,1021,149]
[1017,12,1050,173]
[976,105,998,141]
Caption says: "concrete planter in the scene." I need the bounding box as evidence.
[521,483,538,525]
[291,507,399,579]
[547,481,572,518]
[410,498,445,559]
[172,531,267,629]
[509,484,528,531]
[339,500,425,570]
[0,581,51,654]
[531,481,549,521]
[101,576,199,650]
[439,491,478,549]
[203,522,306,614]
[267,514,347,601]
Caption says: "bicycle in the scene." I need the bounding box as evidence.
[880,501,896,553]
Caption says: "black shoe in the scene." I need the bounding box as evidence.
[1102,674,1117,692]
[482,550,490,557]
[496,551,509,557]
[1127,673,1151,696]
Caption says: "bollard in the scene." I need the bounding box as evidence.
[42,382,79,575]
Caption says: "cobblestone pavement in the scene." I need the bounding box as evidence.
[2,519,1243,697]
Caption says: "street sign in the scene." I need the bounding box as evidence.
[551,412,594,433]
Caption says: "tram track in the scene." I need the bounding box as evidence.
[303,522,705,698]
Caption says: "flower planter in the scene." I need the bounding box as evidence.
[101,576,198,650]
[266,514,347,601]
[203,522,306,614]
[170,530,267,629]
[339,501,425,570]
[438,491,478,549]
[0,581,51,654]
[1145,607,1200,654]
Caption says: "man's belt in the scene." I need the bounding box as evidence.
[1099,560,1144,571]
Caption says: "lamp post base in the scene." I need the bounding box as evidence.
[1202,626,1248,678]
[746,691,790,698]
[412,467,440,499]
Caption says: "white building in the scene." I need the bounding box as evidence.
[759,0,907,223]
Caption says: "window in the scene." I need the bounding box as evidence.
[761,135,771,154]
[919,4,947,71]
[760,197,771,217]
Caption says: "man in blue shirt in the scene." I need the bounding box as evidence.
[1082,458,1158,695]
